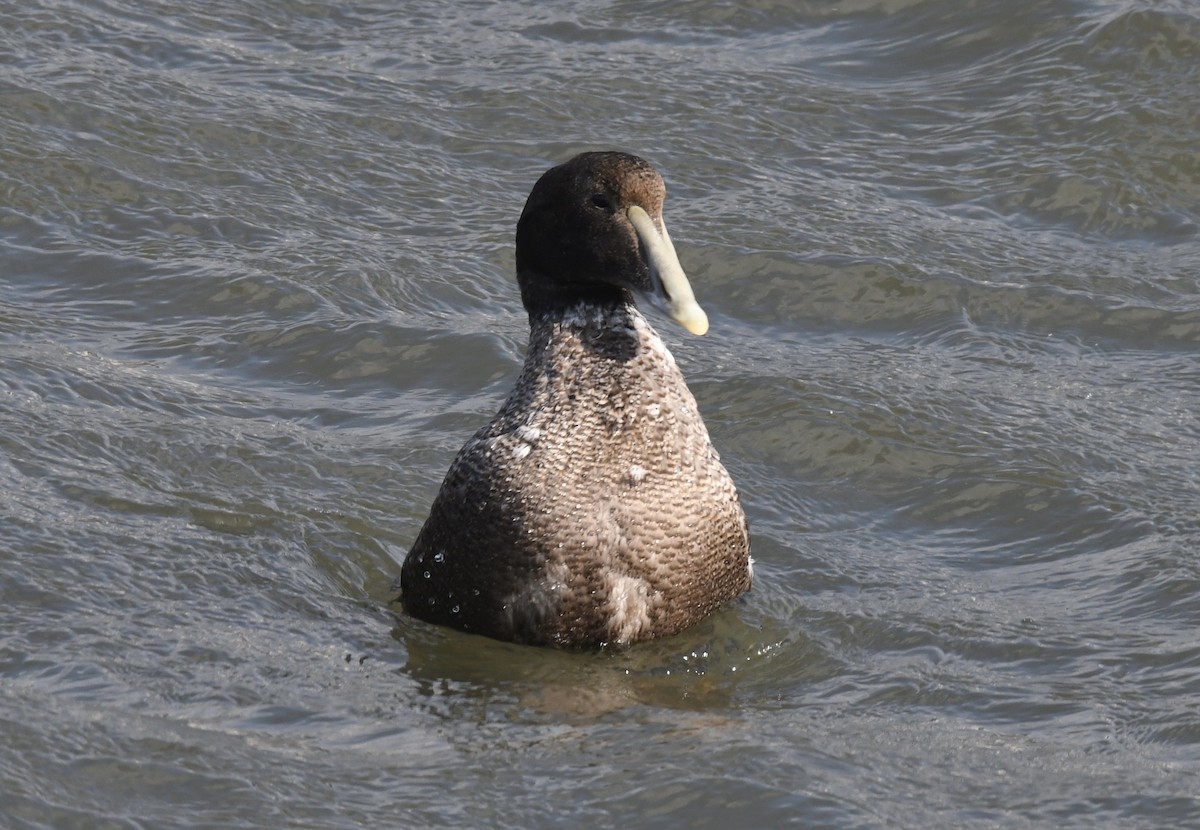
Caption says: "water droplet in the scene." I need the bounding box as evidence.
[472,588,480,596]
[423,570,431,579]
[451,605,460,614]
[433,551,445,563]
[427,597,435,606]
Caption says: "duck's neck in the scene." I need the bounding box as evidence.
[528,298,646,364]
[519,277,632,323]
[492,298,691,439]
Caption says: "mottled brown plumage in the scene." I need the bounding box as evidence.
[399,152,751,648]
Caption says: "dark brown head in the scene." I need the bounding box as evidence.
[514,151,708,335]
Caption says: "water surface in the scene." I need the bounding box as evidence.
[2,1,1199,827]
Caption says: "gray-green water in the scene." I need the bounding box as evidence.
[3,1,1199,827]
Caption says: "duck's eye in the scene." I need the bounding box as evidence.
[590,193,615,211]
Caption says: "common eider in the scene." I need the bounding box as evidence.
[398,151,751,649]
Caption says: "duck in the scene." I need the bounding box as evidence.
[398,151,751,649]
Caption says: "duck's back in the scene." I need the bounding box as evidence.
[400,304,751,648]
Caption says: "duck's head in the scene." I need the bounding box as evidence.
[515,151,709,336]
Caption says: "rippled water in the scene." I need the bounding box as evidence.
[3,0,1199,827]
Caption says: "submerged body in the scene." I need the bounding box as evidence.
[399,152,751,649]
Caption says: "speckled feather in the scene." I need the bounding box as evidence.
[399,152,751,649]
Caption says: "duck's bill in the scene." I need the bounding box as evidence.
[627,205,709,336]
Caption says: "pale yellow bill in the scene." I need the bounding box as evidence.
[627,205,709,336]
